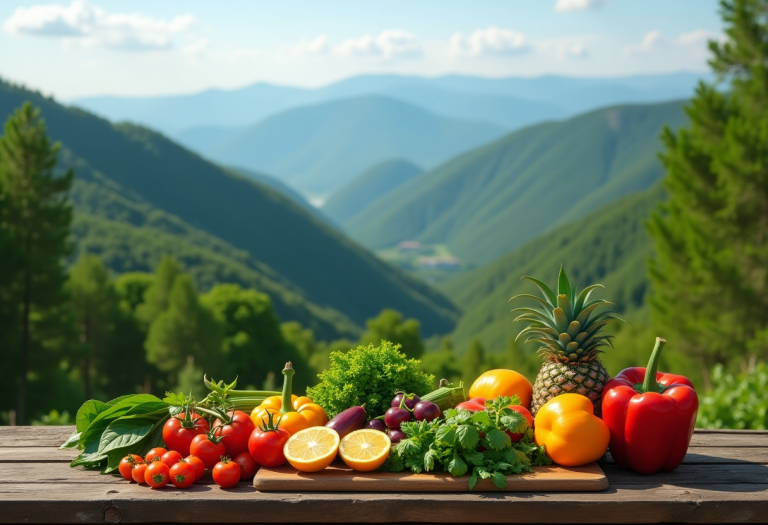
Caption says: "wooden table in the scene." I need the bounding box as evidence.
[1,427,766,523]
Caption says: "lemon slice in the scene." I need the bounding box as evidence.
[339,429,391,472]
[283,427,340,472]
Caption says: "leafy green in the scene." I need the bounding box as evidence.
[306,341,434,419]
[381,396,550,490]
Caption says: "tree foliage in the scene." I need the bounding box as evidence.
[648,0,768,376]
[359,309,424,359]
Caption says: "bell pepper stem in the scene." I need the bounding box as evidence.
[280,362,296,414]
[641,337,667,393]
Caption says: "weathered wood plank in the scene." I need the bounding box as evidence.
[0,426,74,447]
[601,463,768,485]
[1,482,767,523]
[690,433,768,447]
[600,446,768,465]
[0,447,79,462]
[0,463,217,485]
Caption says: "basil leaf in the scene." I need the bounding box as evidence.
[70,451,107,469]
[78,395,162,450]
[103,425,166,474]
[60,430,81,449]
[75,400,109,434]
[98,417,156,454]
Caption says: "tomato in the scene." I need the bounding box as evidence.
[212,457,240,489]
[145,461,170,488]
[118,454,143,481]
[189,433,227,469]
[234,451,259,481]
[131,462,148,484]
[248,426,290,468]
[185,454,205,481]
[456,397,487,412]
[160,450,183,468]
[162,410,210,457]
[169,460,196,489]
[213,411,256,457]
[506,405,534,443]
[145,447,168,463]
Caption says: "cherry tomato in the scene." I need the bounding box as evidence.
[160,450,183,468]
[169,460,196,489]
[131,462,148,485]
[506,405,534,443]
[162,411,210,457]
[213,411,256,457]
[185,454,205,481]
[118,454,143,481]
[189,433,227,469]
[145,461,170,488]
[212,457,240,489]
[145,447,168,464]
[233,451,259,481]
[248,426,290,468]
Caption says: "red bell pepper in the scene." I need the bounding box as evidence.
[601,337,698,475]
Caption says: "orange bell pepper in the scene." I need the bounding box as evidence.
[468,369,533,409]
[250,363,327,435]
[533,393,610,467]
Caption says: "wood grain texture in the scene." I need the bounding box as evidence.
[0,428,766,523]
[253,461,608,492]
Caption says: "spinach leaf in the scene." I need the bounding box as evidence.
[75,400,109,434]
[98,417,156,454]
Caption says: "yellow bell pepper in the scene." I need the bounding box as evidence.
[534,393,610,467]
[250,363,328,435]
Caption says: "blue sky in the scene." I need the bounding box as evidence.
[0,0,723,99]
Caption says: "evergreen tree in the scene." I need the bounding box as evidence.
[648,0,768,380]
[463,338,486,382]
[135,256,180,327]
[359,309,424,359]
[68,254,120,400]
[144,274,222,382]
[0,103,72,424]
[115,272,154,314]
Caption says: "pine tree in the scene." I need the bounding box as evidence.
[135,256,180,327]
[359,309,424,359]
[145,274,222,381]
[648,0,768,381]
[68,254,120,400]
[0,103,73,424]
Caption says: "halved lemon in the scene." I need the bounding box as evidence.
[339,429,391,472]
[283,426,340,472]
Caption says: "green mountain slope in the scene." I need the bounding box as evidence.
[322,159,422,224]
[205,96,506,195]
[441,184,664,354]
[348,101,687,265]
[1,80,460,337]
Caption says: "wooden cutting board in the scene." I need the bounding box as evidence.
[253,460,608,492]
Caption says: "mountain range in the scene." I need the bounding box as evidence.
[345,100,688,265]
[0,79,460,340]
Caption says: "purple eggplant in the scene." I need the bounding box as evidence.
[391,393,420,410]
[326,406,366,439]
[363,419,387,432]
[384,407,411,430]
[413,401,441,422]
[388,429,407,444]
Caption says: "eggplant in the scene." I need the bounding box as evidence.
[326,406,366,439]
[363,419,387,432]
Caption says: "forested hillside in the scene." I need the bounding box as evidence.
[323,159,422,224]
[348,101,687,264]
[0,80,460,338]
[441,184,664,354]
[204,96,506,194]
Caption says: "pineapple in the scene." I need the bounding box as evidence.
[511,266,625,417]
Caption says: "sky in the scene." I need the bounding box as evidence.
[0,0,723,100]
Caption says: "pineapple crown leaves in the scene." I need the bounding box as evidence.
[509,265,627,363]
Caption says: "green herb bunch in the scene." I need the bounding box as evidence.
[382,396,551,489]
[306,341,434,419]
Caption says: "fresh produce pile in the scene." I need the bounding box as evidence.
[63,266,700,491]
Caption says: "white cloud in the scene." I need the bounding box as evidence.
[554,0,607,12]
[3,0,195,51]
[624,29,722,55]
[295,35,332,56]
[183,38,208,58]
[449,27,529,57]
[335,30,421,59]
